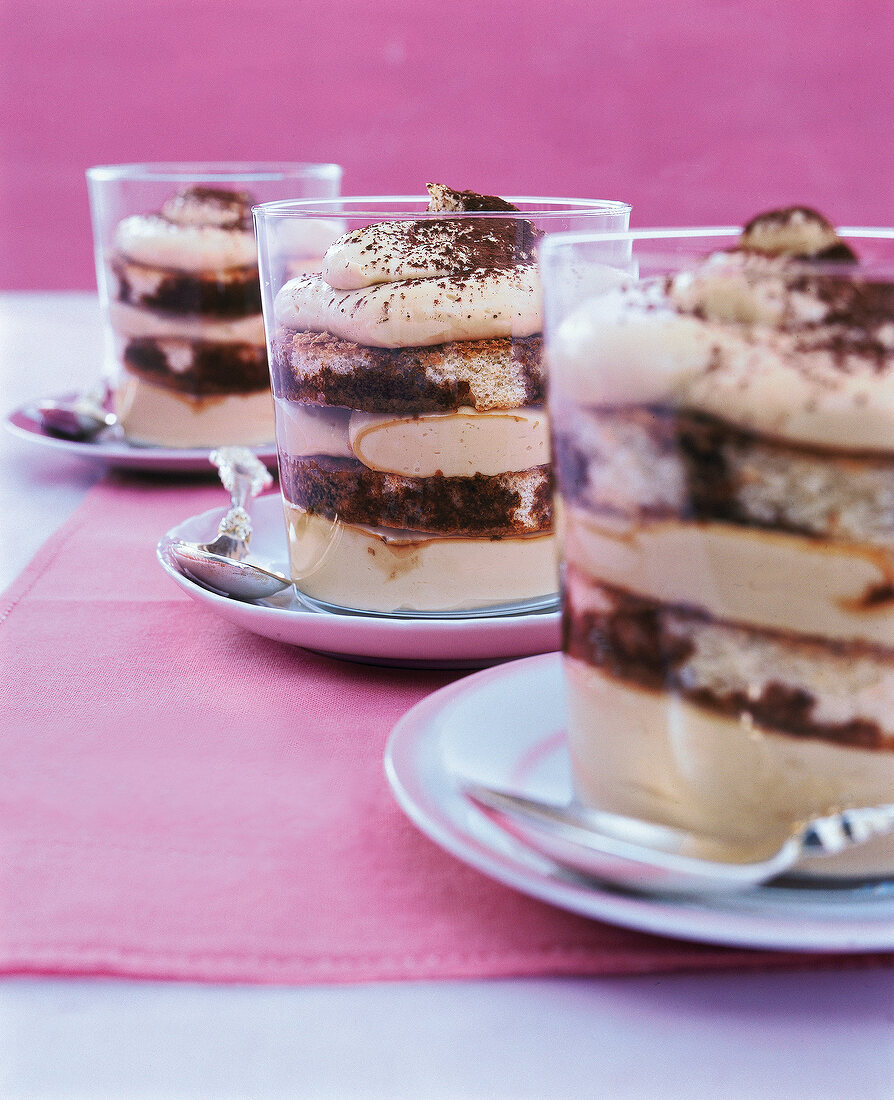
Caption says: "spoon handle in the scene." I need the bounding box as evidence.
[801,803,894,856]
[209,448,273,550]
[211,447,273,509]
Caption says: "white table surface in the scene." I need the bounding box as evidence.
[1,293,892,1100]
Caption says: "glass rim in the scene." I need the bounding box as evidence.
[86,161,343,183]
[252,195,633,219]
[539,225,894,251]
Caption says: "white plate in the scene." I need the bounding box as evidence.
[385,652,894,951]
[157,494,562,668]
[5,399,277,474]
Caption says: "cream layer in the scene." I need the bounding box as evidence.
[273,266,542,348]
[114,215,257,271]
[109,301,266,345]
[274,402,354,460]
[550,283,894,452]
[274,400,548,477]
[564,657,894,876]
[562,504,894,647]
[115,372,274,448]
[283,505,557,613]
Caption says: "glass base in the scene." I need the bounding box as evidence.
[294,591,560,621]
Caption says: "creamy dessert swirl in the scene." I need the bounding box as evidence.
[274,265,541,348]
[322,207,540,289]
[114,187,257,272]
[274,181,543,348]
[550,256,894,452]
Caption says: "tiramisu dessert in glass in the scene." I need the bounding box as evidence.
[253,187,631,615]
[86,163,342,448]
[541,212,894,877]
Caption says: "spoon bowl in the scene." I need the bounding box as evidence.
[170,543,292,601]
[36,397,118,441]
[460,782,894,895]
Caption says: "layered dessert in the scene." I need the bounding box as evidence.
[107,186,274,447]
[268,185,556,613]
[549,209,894,873]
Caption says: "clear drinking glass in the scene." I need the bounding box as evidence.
[86,162,342,448]
[541,226,894,877]
[253,195,631,616]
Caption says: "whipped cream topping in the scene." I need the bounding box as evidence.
[161,186,253,229]
[115,215,257,272]
[276,184,543,348]
[551,250,894,453]
[274,266,542,348]
[115,186,257,272]
[323,218,540,290]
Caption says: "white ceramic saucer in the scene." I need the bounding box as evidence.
[5,399,277,474]
[385,652,894,951]
[157,494,562,668]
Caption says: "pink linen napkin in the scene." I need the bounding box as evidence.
[1,474,890,983]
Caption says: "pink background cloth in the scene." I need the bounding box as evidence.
[2,0,893,289]
[1,476,891,983]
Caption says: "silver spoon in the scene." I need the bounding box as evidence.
[169,447,291,601]
[461,781,894,895]
[35,395,118,440]
[170,543,292,601]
